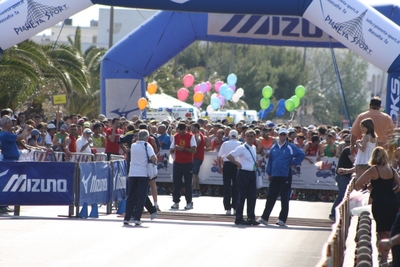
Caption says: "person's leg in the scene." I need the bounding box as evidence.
[330,175,350,218]
[390,211,400,267]
[192,159,201,193]
[260,177,280,221]
[149,178,158,206]
[246,171,257,220]
[172,162,183,204]
[378,231,391,264]
[278,177,291,223]
[183,162,193,204]
[133,177,150,221]
[144,196,157,214]
[235,171,248,222]
[231,167,238,213]
[124,177,136,222]
[222,162,232,210]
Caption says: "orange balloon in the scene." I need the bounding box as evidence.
[147,83,157,95]
[193,92,204,103]
[138,97,148,110]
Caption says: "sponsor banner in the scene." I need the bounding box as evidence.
[0,162,75,205]
[156,149,338,190]
[0,0,93,50]
[386,72,400,126]
[112,160,127,201]
[104,78,143,119]
[207,14,341,44]
[303,0,400,71]
[78,162,111,205]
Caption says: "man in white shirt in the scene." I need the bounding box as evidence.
[45,123,57,149]
[218,130,242,215]
[227,129,260,226]
[77,128,93,153]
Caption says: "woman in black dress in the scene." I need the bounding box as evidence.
[355,146,400,266]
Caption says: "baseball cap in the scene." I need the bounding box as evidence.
[60,124,68,131]
[83,128,92,134]
[30,129,40,137]
[288,127,296,133]
[307,125,316,130]
[229,130,239,139]
[278,128,288,135]
[47,123,56,129]
[266,120,275,128]
[83,122,91,128]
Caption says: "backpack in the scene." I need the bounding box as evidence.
[150,133,161,153]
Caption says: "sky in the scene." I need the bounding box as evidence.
[70,5,109,27]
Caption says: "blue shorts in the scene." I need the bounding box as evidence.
[192,158,203,175]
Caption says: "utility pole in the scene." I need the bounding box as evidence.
[108,7,114,48]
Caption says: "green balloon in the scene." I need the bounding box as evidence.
[291,95,300,108]
[285,99,295,112]
[295,85,305,99]
[260,98,271,110]
[262,86,273,99]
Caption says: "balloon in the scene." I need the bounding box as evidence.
[236,88,244,97]
[177,88,189,101]
[137,97,148,110]
[224,88,234,101]
[193,92,204,103]
[295,85,306,99]
[232,93,240,103]
[285,99,295,112]
[211,93,218,99]
[147,83,157,95]
[183,74,194,88]
[262,86,273,99]
[227,73,237,86]
[214,81,223,92]
[219,84,230,97]
[211,97,220,110]
[206,105,214,114]
[194,84,200,93]
[259,109,268,119]
[200,82,208,93]
[205,81,212,92]
[276,107,285,117]
[260,98,271,110]
[194,101,203,108]
[291,95,300,108]
[218,95,225,106]
[266,103,274,112]
[278,98,286,108]
[230,85,236,92]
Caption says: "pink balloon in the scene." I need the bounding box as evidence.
[218,95,225,106]
[177,88,189,101]
[194,84,200,93]
[199,82,208,93]
[194,101,203,108]
[183,74,194,88]
[214,81,223,92]
[229,85,236,92]
[205,81,212,92]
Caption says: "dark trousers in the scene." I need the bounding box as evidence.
[235,170,257,222]
[172,162,193,204]
[390,211,400,267]
[124,177,149,221]
[223,161,238,210]
[330,175,351,217]
[261,176,292,223]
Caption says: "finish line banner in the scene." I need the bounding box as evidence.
[0,162,75,205]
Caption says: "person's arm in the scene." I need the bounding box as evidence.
[356,135,369,152]
[227,154,242,170]
[337,166,356,176]
[355,167,375,190]
[101,135,106,148]
[169,136,175,154]
[108,125,117,142]
[15,126,29,142]
[378,234,400,252]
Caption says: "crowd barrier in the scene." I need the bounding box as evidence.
[0,159,127,218]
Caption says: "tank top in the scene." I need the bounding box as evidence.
[305,141,319,156]
[174,132,194,164]
[68,136,77,153]
[194,132,205,161]
[92,135,104,148]
[354,141,376,165]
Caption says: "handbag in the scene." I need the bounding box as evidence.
[144,143,158,179]
[245,144,263,189]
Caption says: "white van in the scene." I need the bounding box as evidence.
[200,110,259,124]
[146,107,200,121]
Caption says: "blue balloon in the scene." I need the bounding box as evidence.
[227,73,237,86]
[278,99,286,108]
[211,97,220,110]
[266,103,274,112]
[224,88,234,101]
[219,84,229,97]
[260,109,268,119]
[276,107,285,117]
[258,110,263,118]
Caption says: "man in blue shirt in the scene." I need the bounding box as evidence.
[157,124,171,150]
[0,115,31,161]
[258,127,305,227]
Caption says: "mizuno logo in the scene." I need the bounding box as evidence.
[2,173,67,192]
[114,172,126,190]
[81,173,108,193]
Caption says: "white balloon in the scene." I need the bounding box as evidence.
[211,93,218,99]
[232,93,240,103]
[206,105,214,114]
[236,88,244,97]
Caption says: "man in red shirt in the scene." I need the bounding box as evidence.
[191,122,205,197]
[170,122,197,210]
[105,117,123,160]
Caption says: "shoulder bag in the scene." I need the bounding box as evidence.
[144,142,158,179]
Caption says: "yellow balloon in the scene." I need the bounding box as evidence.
[147,83,157,95]
[193,92,204,103]
[138,97,148,110]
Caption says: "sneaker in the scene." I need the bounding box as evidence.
[257,218,268,226]
[233,209,236,215]
[184,202,193,210]
[123,220,130,226]
[234,219,251,225]
[171,203,179,209]
[151,211,158,220]
[276,220,286,226]
[329,214,335,222]
[247,219,260,225]
[226,210,231,215]
[155,203,161,212]
[134,220,142,226]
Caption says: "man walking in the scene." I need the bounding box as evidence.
[258,128,305,226]
[226,129,259,225]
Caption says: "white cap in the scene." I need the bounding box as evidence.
[83,128,92,134]
[229,130,239,138]
[278,128,288,135]
[47,123,56,129]
[288,127,296,133]
[308,125,316,130]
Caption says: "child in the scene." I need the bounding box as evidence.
[354,118,377,178]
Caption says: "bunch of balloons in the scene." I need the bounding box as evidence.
[284,85,306,112]
[258,86,274,119]
[178,74,213,108]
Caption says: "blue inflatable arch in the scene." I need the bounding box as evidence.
[99,0,400,123]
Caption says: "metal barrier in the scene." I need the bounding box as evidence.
[69,153,94,162]
[94,153,107,161]
[54,152,66,162]
[32,150,47,162]
[110,154,125,160]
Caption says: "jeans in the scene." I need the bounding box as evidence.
[222,161,238,210]
[235,170,257,222]
[172,162,193,204]
[124,176,149,221]
[261,176,292,223]
[330,175,351,217]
